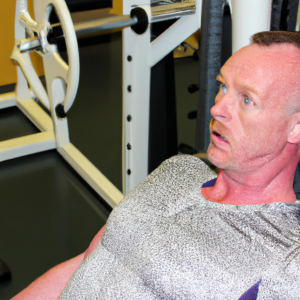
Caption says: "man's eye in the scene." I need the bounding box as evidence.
[220,83,227,94]
[244,97,250,105]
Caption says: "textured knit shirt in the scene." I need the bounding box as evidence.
[60,155,300,299]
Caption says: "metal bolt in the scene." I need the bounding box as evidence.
[127,143,132,150]
[127,115,132,122]
[127,85,132,92]
[127,55,132,62]
[127,169,131,175]
[55,104,67,119]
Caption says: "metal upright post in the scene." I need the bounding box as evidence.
[122,3,151,194]
[270,0,284,30]
[123,0,202,194]
[230,0,272,53]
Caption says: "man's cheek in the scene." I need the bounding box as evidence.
[232,134,262,163]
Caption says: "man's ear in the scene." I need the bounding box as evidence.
[288,122,300,143]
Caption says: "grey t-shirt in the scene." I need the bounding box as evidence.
[60,155,300,299]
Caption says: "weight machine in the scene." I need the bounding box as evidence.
[0,0,201,209]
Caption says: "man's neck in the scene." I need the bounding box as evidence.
[201,144,300,206]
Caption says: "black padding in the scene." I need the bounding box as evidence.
[130,7,149,35]
[287,0,300,31]
[221,4,232,66]
[271,0,284,30]
[280,0,290,30]
[55,104,67,119]
[195,0,224,153]
[65,0,112,13]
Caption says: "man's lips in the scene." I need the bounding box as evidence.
[211,131,229,144]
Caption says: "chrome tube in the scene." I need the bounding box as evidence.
[151,2,196,23]
[19,0,28,14]
[74,15,138,38]
[49,2,196,40]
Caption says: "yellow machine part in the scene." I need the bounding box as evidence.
[110,0,123,15]
[0,0,44,87]
[110,0,200,58]
[174,30,200,58]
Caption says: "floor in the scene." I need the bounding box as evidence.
[0,31,200,298]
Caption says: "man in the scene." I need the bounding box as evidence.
[13,31,300,299]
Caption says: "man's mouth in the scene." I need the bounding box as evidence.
[213,131,229,143]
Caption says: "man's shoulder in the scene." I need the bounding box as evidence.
[147,154,216,188]
[111,155,216,218]
[132,154,215,201]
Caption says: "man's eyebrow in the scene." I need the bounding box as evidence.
[217,72,260,98]
[238,81,260,97]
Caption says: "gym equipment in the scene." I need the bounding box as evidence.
[2,0,123,208]
[0,0,201,208]
[122,0,201,193]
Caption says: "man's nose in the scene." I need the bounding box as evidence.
[210,92,232,123]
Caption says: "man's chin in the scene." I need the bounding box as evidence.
[207,144,231,169]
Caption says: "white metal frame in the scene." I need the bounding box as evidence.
[122,0,202,194]
[1,0,124,208]
[228,0,272,53]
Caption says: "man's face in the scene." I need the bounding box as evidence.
[207,43,300,172]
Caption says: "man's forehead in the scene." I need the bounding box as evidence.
[228,43,300,71]
[221,43,300,92]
